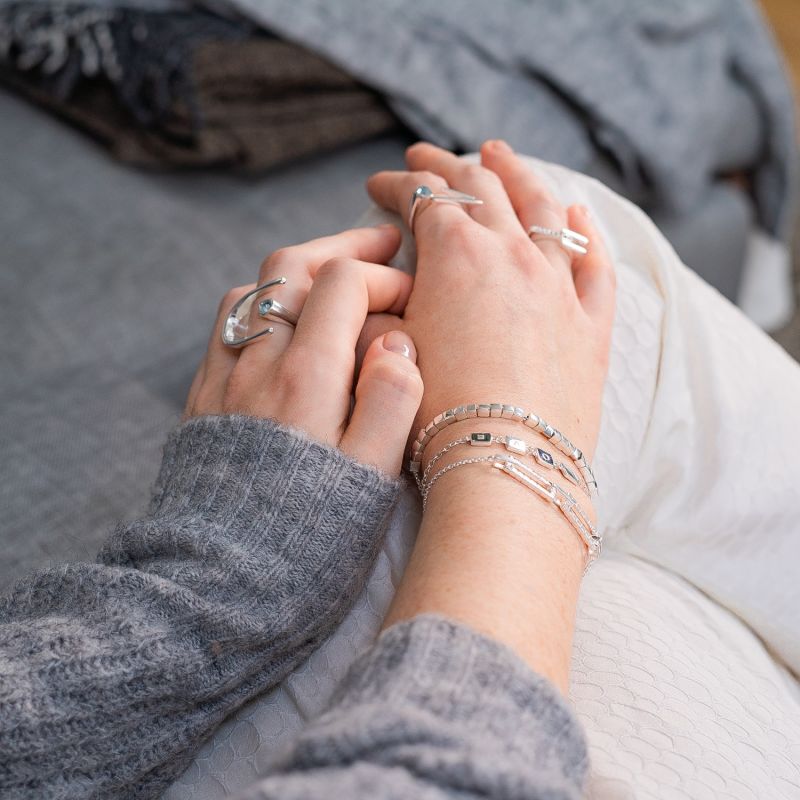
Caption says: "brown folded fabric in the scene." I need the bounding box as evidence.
[0,8,398,171]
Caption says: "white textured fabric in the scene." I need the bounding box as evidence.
[165,158,800,799]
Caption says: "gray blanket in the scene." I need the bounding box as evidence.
[223,0,796,238]
[3,0,796,298]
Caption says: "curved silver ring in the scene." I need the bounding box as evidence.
[257,297,299,326]
[528,225,589,256]
[408,184,483,233]
[221,277,300,348]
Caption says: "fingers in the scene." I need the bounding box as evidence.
[567,205,616,325]
[256,225,402,351]
[187,284,252,416]
[405,142,519,232]
[183,355,206,419]
[258,225,402,285]
[367,169,471,238]
[239,225,402,372]
[339,331,423,474]
[480,140,571,271]
[355,312,404,375]
[288,258,414,364]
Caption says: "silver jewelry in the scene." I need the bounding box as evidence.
[417,450,601,568]
[257,297,299,326]
[408,403,597,494]
[421,454,499,510]
[527,225,589,256]
[408,184,484,232]
[221,277,300,348]
[493,455,601,566]
[420,433,587,496]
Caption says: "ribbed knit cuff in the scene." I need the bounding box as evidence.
[101,415,404,597]
[149,414,402,537]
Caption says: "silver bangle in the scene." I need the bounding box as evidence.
[493,454,601,566]
[408,403,597,494]
[419,433,589,497]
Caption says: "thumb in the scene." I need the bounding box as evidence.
[339,330,423,475]
[355,312,404,377]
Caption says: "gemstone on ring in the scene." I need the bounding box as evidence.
[407,184,484,232]
[221,277,299,348]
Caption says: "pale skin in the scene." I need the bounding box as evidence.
[185,139,616,693]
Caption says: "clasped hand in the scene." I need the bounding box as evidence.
[184,140,616,476]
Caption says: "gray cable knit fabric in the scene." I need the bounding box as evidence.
[0,415,588,799]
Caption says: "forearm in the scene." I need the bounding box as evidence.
[237,616,588,800]
[383,418,588,692]
[0,416,401,799]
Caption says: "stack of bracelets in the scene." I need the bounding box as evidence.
[408,403,602,566]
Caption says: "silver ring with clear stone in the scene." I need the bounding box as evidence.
[408,184,484,233]
[528,225,589,255]
[221,277,300,348]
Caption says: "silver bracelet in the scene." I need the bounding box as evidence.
[420,433,589,497]
[418,450,601,566]
[492,454,601,565]
[421,455,499,510]
[408,403,597,493]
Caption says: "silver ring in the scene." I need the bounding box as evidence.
[408,185,483,232]
[257,297,299,326]
[528,225,589,256]
[221,277,300,348]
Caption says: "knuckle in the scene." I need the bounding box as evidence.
[531,194,563,220]
[463,162,494,184]
[510,236,538,265]
[416,170,445,189]
[361,358,423,402]
[279,350,334,395]
[262,246,295,275]
[431,212,471,237]
[316,256,353,280]
[218,284,251,315]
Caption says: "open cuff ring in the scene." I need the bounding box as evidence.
[408,185,483,232]
[528,225,589,256]
[222,277,300,348]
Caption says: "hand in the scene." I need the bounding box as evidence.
[372,143,616,687]
[367,140,615,462]
[184,226,424,475]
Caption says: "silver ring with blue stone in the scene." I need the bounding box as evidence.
[408,184,484,233]
[221,277,300,348]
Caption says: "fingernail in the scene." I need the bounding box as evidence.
[492,139,512,154]
[578,205,591,218]
[383,330,416,362]
[375,222,397,230]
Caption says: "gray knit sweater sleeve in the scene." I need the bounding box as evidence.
[0,415,402,799]
[0,415,590,800]
[240,615,588,800]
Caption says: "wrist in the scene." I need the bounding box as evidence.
[385,459,586,689]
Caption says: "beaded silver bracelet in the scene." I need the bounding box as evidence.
[408,403,597,493]
[493,454,601,565]
[420,433,589,497]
